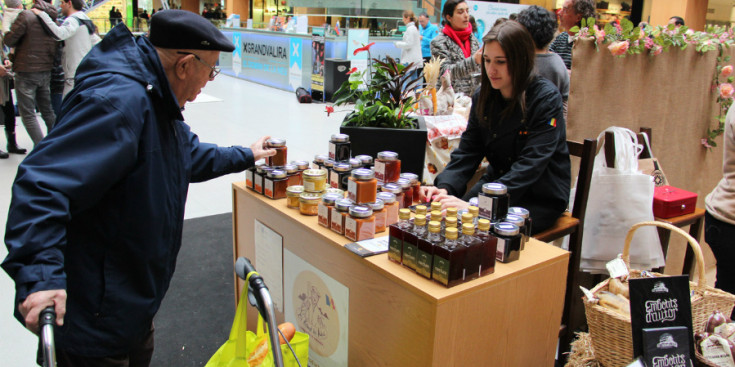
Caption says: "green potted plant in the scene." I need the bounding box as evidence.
[330,43,428,179]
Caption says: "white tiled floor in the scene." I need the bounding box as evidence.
[0,75,349,366]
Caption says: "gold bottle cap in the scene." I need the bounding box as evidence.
[462,223,475,235]
[398,208,411,220]
[414,215,427,226]
[428,221,441,232]
[468,206,479,216]
[445,227,458,240]
[478,218,491,231]
[430,210,442,222]
[446,207,458,217]
[415,205,427,215]
[430,201,442,212]
[445,217,458,227]
[461,213,473,224]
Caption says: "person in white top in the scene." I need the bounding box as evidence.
[32,0,101,96]
[394,10,423,90]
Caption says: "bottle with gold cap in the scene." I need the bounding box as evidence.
[459,222,483,281]
[430,201,442,213]
[388,208,412,264]
[476,219,497,276]
[444,216,458,232]
[461,212,474,230]
[430,210,443,224]
[432,227,468,287]
[403,215,427,271]
[416,221,441,279]
[413,204,428,226]
[468,205,480,226]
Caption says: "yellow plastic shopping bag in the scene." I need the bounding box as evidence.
[206,287,309,367]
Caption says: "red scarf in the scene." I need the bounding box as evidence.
[442,24,473,57]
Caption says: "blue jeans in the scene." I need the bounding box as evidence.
[705,211,735,319]
[15,71,56,145]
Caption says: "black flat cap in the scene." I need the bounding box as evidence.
[149,9,234,52]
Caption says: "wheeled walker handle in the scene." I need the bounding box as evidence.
[40,306,56,367]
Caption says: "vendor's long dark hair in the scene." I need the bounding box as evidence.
[476,20,536,122]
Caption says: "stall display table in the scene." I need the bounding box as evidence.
[232,182,569,366]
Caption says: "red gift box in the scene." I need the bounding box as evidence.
[653,185,697,219]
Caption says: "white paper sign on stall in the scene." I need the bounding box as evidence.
[254,220,283,313]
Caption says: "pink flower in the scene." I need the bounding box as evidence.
[721,65,733,78]
[594,25,605,43]
[608,40,629,56]
[701,138,714,149]
[652,44,663,56]
[613,22,622,33]
[644,37,654,50]
[325,106,334,116]
[720,83,734,99]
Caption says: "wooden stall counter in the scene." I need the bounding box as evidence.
[232,182,569,366]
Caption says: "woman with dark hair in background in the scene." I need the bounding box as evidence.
[549,0,596,70]
[430,0,482,95]
[420,20,570,234]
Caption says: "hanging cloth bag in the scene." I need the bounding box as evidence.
[580,127,665,273]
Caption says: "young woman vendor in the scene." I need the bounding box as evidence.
[419,20,571,234]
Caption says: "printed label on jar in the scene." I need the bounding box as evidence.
[254,174,263,193]
[328,142,336,160]
[478,195,494,219]
[496,238,506,262]
[388,235,402,262]
[416,249,432,278]
[374,211,386,232]
[433,256,450,285]
[374,161,386,182]
[264,179,274,198]
[330,171,340,188]
[345,217,357,241]
[331,208,344,234]
[347,179,358,202]
[318,203,330,228]
[245,170,253,188]
[304,180,316,192]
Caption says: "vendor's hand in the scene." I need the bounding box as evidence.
[19,289,66,334]
[31,8,41,15]
[419,186,448,203]
[473,49,483,66]
[0,65,9,77]
[250,136,276,162]
[431,193,470,212]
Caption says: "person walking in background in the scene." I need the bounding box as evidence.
[548,0,596,70]
[669,16,685,27]
[4,0,57,146]
[1,0,27,157]
[418,12,438,63]
[469,15,481,43]
[394,10,422,90]
[33,0,101,96]
[3,10,276,366]
[109,6,116,27]
[430,0,482,96]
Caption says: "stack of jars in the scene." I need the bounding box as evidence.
[245,138,311,201]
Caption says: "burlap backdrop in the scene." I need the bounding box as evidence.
[567,38,732,280]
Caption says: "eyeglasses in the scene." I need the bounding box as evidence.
[177,51,220,79]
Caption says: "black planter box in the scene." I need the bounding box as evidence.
[340,116,427,182]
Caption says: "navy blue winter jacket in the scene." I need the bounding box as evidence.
[2,25,254,356]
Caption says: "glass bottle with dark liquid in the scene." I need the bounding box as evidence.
[459,223,483,282]
[388,208,412,264]
[476,219,497,277]
[416,221,441,279]
[432,227,467,287]
[402,215,427,271]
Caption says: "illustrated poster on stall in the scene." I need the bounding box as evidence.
[347,29,369,75]
[254,220,284,313]
[284,249,349,367]
[311,34,325,93]
[467,1,528,38]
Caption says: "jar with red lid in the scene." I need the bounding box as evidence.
[345,205,375,241]
[265,138,287,167]
[400,172,421,204]
[374,151,401,184]
[347,168,377,204]
[396,178,413,208]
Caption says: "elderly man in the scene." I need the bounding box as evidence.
[548,0,596,70]
[3,10,274,366]
[32,0,101,96]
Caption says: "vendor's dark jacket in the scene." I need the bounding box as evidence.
[434,77,571,233]
[2,25,255,356]
[4,0,58,72]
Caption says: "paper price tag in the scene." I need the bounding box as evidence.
[606,256,629,279]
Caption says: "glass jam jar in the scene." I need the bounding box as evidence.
[302,169,327,193]
[245,162,262,191]
[347,168,377,204]
[370,199,386,233]
[331,199,353,235]
[479,183,509,223]
[318,193,341,228]
[493,222,521,263]
[504,214,527,250]
[381,183,404,210]
[355,154,373,169]
[298,192,321,216]
[349,158,362,170]
[324,188,345,198]
[508,207,532,250]
[329,133,351,162]
[286,185,304,209]
[374,151,401,184]
[323,159,336,178]
[345,205,375,241]
[264,169,289,199]
[291,160,309,185]
[313,154,328,170]
[265,138,287,167]
[253,165,272,195]
[283,164,300,187]
[400,172,421,204]
[396,178,413,208]
[330,163,352,190]
[377,191,399,226]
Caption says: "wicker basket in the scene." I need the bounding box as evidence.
[583,221,735,367]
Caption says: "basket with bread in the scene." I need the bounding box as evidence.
[582,221,735,367]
